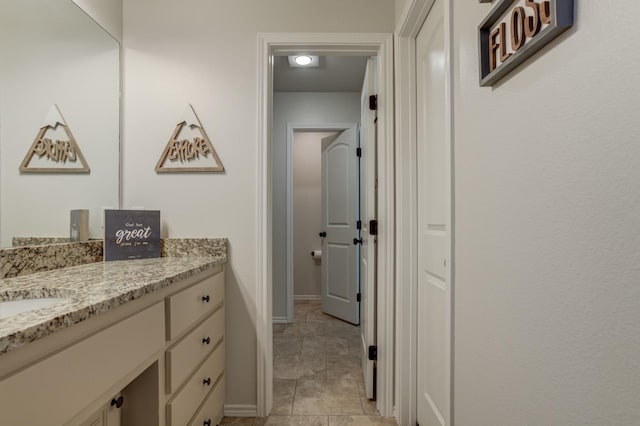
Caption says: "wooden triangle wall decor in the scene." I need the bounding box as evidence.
[20,104,90,173]
[155,104,225,173]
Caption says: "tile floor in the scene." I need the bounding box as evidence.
[221,301,397,426]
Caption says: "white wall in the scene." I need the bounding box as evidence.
[453,2,640,424]
[0,0,120,247]
[293,132,335,298]
[72,0,123,42]
[272,92,361,319]
[122,0,393,408]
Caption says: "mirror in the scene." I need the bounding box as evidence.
[0,0,120,247]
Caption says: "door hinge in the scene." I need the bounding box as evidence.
[357,293,361,302]
[369,95,378,111]
[356,147,362,157]
[369,219,378,236]
[368,345,377,361]
[356,220,362,230]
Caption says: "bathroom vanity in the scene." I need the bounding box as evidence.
[0,253,226,426]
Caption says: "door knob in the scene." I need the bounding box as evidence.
[353,237,362,245]
[110,396,124,409]
[319,231,327,238]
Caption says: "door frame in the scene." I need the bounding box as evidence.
[394,1,454,425]
[256,32,394,418]
[285,123,356,323]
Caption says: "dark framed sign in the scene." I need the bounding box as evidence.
[104,210,160,261]
[478,0,574,86]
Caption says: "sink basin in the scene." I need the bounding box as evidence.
[0,298,69,320]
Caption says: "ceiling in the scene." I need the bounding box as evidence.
[273,55,369,92]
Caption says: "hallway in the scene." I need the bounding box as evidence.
[221,301,396,425]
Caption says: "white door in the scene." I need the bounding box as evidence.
[321,126,360,325]
[360,57,378,399]
[416,0,451,425]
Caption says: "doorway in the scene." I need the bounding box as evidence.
[269,53,372,419]
[256,33,394,418]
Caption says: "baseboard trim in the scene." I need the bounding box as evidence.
[272,316,288,323]
[293,295,321,301]
[224,404,258,417]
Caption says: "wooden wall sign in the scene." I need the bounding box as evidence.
[478,0,574,86]
[155,104,225,173]
[20,104,90,173]
[104,210,160,261]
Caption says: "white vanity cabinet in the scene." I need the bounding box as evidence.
[0,263,225,426]
[165,270,225,426]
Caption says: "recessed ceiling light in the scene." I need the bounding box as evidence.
[295,55,312,66]
[287,55,319,68]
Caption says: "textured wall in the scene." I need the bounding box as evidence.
[453,1,640,424]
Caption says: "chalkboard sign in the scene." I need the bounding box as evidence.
[104,210,160,261]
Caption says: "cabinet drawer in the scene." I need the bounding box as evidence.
[188,375,225,426]
[166,271,224,340]
[166,306,224,393]
[167,342,225,426]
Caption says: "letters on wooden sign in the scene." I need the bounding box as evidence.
[478,0,574,86]
[155,104,225,173]
[20,105,90,173]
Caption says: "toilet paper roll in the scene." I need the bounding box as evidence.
[310,250,322,260]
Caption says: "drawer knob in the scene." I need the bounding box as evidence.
[202,295,210,303]
[203,377,211,386]
[110,396,124,409]
[203,336,211,345]
[204,420,212,426]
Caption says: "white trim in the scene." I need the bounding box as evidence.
[394,1,455,425]
[272,317,289,323]
[224,404,258,417]
[286,123,355,324]
[256,33,273,419]
[293,295,322,301]
[257,32,394,419]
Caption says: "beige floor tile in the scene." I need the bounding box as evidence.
[255,416,328,426]
[326,354,363,380]
[322,320,360,337]
[295,301,321,317]
[306,309,335,323]
[221,417,256,424]
[272,379,296,416]
[328,416,397,425]
[301,336,351,356]
[273,323,289,334]
[360,397,379,416]
[347,335,361,358]
[274,353,326,380]
[282,321,326,337]
[292,379,363,416]
[274,336,303,357]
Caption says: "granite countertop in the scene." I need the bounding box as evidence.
[0,255,225,355]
